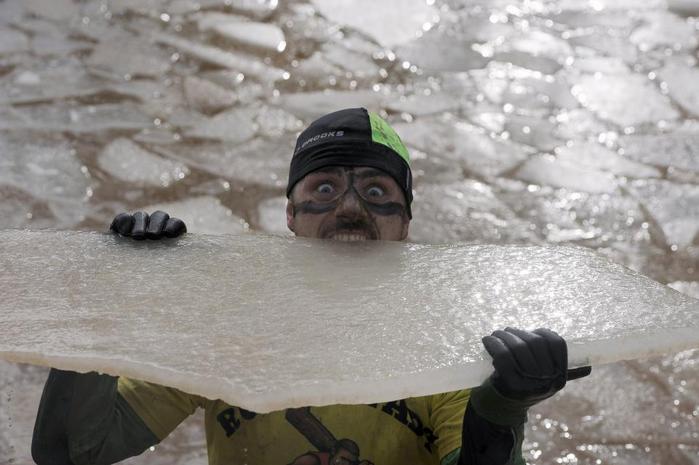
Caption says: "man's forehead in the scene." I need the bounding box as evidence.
[306,166,391,178]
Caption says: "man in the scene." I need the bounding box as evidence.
[32,108,589,465]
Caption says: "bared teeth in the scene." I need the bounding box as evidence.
[331,233,367,242]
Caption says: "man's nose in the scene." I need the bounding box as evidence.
[334,188,366,218]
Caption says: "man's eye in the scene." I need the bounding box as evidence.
[316,183,334,194]
[366,186,385,197]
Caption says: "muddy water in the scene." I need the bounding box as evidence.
[1,0,698,463]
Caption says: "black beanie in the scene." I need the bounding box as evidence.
[286,108,413,218]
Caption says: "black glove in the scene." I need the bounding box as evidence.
[110,210,186,240]
[482,327,591,403]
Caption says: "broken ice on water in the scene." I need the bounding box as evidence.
[181,107,258,143]
[408,180,538,244]
[256,196,292,236]
[394,118,533,178]
[658,61,699,118]
[196,12,287,53]
[618,129,699,173]
[98,138,190,188]
[0,103,154,133]
[310,0,439,48]
[277,90,384,120]
[1,231,698,413]
[140,196,249,235]
[555,142,661,179]
[87,32,172,79]
[0,133,92,228]
[397,34,489,72]
[628,179,699,249]
[514,155,618,194]
[496,180,648,246]
[154,33,289,83]
[183,76,238,114]
[155,137,293,189]
[571,72,679,127]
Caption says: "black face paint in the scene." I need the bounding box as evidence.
[292,169,408,218]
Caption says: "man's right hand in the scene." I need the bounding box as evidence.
[110,211,187,240]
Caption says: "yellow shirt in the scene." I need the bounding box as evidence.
[118,378,468,465]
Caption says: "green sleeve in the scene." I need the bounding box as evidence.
[33,368,160,465]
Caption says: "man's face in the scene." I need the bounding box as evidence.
[286,166,410,241]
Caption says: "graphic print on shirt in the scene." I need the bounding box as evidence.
[285,407,375,465]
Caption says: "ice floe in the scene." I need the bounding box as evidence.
[197,13,286,53]
[619,130,699,173]
[87,33,171,79]
[394,118,533,178]
[2,230,698,412]
[627,179,699,248]
[0,28,29,55]
[515,155,618,194]
[277,90,384,119]
[182,107,257,143]
[571,72,679,127]
[256,196,292,235]
[555,142,661,178]
[183,76,238,114]
[154,33,289,82]
[310,0,439,47]
[0,133,92,228]
[409,180,538,244]
[157,136,293,189]
[629,11,698,51]
[658,61,699,118]
[141,196,249,235]
[98,138,190,187]
[0,103,153,133]
[397,35,489,72]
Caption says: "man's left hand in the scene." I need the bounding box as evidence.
[482,327,590,403]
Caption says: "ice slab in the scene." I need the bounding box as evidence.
[408,180,539,244]
[201,15,286,53]
[97,138,190,187]
[0,133,92,228]
[555,142,661,179]
[157,137,292,189]
[310,0,439,47]
[153,33,288,83]
[514,155,618,194]
[24,0,78,21]
[183,76,238,114]
[256,196,292,235]
[140,196,249,235]
[394,119,533,178]
[0,28,29,55]
[182,107,257,143]
[277,90,384,120]
[619,130,699,172]
[2,230,699,413]
[497,181,648,246]
[572,73,679,127]
[0,103,153,133]
[629,11,698,51]
[87,34,171,79]
[627,179,699,248]
[396,35,489,72]
[658,62,699,118]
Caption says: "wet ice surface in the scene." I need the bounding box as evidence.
[1,0,699,463]
[2,230,699,413]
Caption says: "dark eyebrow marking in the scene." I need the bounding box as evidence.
[353,168,390,180]
[309,166,344,176]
